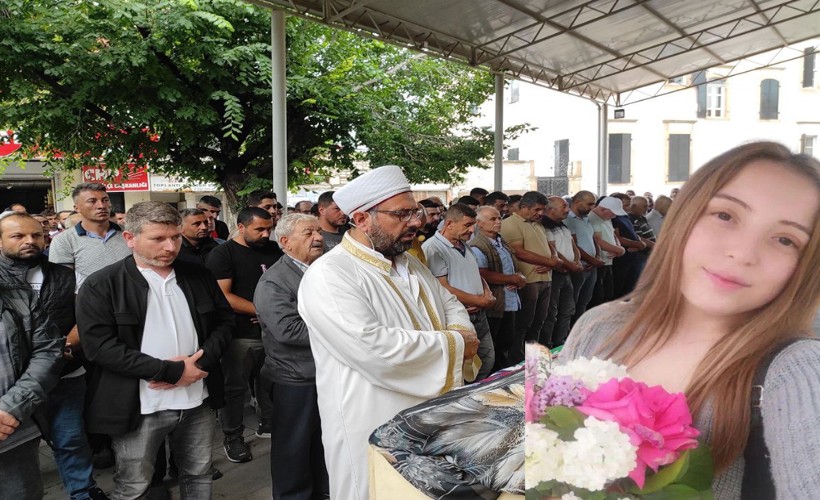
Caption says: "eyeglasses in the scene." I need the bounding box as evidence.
[370,209,425,222]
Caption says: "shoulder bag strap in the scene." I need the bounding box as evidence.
[742,337,818,499]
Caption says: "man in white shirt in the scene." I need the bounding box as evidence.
[298,166,479,500]
[588,197,626,307]
[77,202,233,500]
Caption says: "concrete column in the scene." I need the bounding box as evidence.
[494,74,504,191]
[597,103,608,197]
[271,9,288,207]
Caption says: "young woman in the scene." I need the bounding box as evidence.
[560,141,820,498]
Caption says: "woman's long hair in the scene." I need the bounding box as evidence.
[597,141,820,471]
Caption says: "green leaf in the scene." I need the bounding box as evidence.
[642,484,714,500]
[634,451,690,494]
[676,444,714,491]
[542,407,586,441]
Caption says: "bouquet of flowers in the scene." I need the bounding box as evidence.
[525,344,713,499]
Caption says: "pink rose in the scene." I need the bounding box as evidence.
[576,378,700,489]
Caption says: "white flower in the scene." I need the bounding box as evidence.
[560,417,638,491]
[561,494,583,500]
[552,356,628,391]
[524,422,565,489]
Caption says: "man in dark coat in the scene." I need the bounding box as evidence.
[77,202,233,499]
[254,213,329,500]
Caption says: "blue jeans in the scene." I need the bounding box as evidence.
[0,438,42,500]
[46,375,98,500]
[111,403,214,500]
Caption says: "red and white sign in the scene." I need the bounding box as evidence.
[82,164,150,192]
[0,130,22,157]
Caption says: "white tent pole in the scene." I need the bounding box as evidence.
[271,9,288,208]
[494,74,504,191]
[597,102,608,197]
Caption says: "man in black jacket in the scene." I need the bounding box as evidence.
[0,212,108,499]
[77,201,233,499]
[176,208,220,266]
[254,213,329,500]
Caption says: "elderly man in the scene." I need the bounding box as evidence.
[539,196,582,348]
[646,195,672,237]
[77,201,233,500]
[468,206,525,370]
[588,197,626,307]
[298,165,479,500]
[423,204,495,381]
[500,191,558,364]
[254,214,329,500]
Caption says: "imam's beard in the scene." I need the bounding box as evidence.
[368,219,414,257]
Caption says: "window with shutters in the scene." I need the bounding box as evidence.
[508,147,519,161]
[695,72,726,118]
[803,47,817,88]
[608,134,631,184]
[759,79,779,120]
[706,80,725,118]
[802,135,816,156]
[667,134,691,182]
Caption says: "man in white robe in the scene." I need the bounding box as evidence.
[298,165,479,500]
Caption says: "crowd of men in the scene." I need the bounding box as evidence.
[0,177,675,500]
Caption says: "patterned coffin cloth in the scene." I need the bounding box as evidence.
[369,368,524,499]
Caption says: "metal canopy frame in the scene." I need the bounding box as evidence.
[247,0,819,105]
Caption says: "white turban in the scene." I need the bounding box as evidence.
[333,165,412,216]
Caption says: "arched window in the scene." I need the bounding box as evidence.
[760,79,779,120]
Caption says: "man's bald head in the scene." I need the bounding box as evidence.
[570,190,597,217]
[654,195,672,216]
[629,196,648,216]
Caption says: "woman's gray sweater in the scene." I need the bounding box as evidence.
[559,300,820,499]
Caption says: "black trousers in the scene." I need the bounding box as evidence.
[588,265,614,309]
[270,382,329,500]
[487,311,517,371]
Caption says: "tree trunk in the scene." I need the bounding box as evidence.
[220,170,247,233]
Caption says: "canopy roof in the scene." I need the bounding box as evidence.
[248,0,820,104]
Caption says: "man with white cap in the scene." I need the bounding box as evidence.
[298,165,479,500]
[587,196,626,307]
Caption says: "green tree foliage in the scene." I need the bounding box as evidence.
[0,0,526,205]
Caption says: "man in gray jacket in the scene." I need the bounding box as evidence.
[254,213,329,500]
[0,282,64,499]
